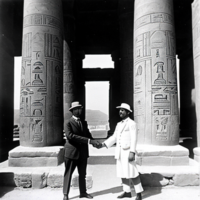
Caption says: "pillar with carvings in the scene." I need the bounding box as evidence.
[63,0,76,125]
[20,0,64,147]
[134,0,179,145]
[192,0,200,146]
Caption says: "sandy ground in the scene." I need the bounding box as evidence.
[0,186,200,200]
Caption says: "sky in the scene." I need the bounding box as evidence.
[14,55,114,115]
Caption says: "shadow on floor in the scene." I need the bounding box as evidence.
[0,186,16,198]
[70,186,162,199]
[142,187,162,199]
[70,186,122,199]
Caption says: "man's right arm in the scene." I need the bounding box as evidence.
[65,121,89,144]
[65,121,100,146]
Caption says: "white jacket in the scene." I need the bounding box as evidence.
[104,117,137,160]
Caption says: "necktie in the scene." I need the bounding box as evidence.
[77,119,83,131]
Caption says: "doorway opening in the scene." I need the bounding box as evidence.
[85,81,110,138]
[83,54,114,69]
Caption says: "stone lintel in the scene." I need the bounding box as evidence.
[136,145,189,166]
[8,146,64,167]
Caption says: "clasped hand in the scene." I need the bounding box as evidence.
[89,140,103,149]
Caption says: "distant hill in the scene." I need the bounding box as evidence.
[86,109,108,125]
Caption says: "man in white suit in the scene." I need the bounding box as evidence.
[101,103,143,200]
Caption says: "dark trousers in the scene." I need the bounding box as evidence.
[63,157,87,195]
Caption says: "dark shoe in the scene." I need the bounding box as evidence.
[135,193,142,200]
[79,193,93,199]
[63,194,69,200]
[117,192,132,198]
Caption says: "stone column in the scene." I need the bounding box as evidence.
[63,1,76,124]
[192,0,200,146]
[134,0,179,145]
[118,1,133,112]
[20,0,64,147]
[63,41,75,123]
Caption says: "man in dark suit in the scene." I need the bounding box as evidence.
[63,101,100,200]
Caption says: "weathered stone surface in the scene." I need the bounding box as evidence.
[9,146,64,158]
[136,145,189,166]
[173,174,200,186]
[32,171,48,189]
[63,40,75,124]
[47,168,64,188]
[20,0,64,147]
[14,173,32,188]
[137,145,189,156]
[171,156,189,166]
[134,0,179,146]
[8,146,64,167]
[142,156,171,166]
[9,157,62,167]
[71,175,93,189]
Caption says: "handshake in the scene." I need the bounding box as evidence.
[89,140,105,149]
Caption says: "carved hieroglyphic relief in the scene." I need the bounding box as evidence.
[24,14,61,29]
[154,116,169,141]
[23,33,32,58]
[45,33,62,60]
[134,0,178,145]
[14,174,32,188]
[20,0,63,147]
[135,13,174,30]
[30,118,44,143]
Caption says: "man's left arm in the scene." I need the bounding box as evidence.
[129,122,137,162]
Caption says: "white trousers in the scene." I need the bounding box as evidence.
[122,176,144,194]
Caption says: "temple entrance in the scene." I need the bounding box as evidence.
[85,81,109,138]
[83,55,114,138]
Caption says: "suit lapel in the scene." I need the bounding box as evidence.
[119,119,128,133]
[70,118,82,132]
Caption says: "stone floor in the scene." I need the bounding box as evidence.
[0,137,199,199]
[0,185,200,200]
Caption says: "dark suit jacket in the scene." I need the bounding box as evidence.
[64,117,93,160]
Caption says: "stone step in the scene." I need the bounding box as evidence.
[0,157,199,189]
[89,144,190,166]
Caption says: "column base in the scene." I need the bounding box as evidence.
[8,146,64,167]
[136,144,189,166]
[193,147,200,163]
